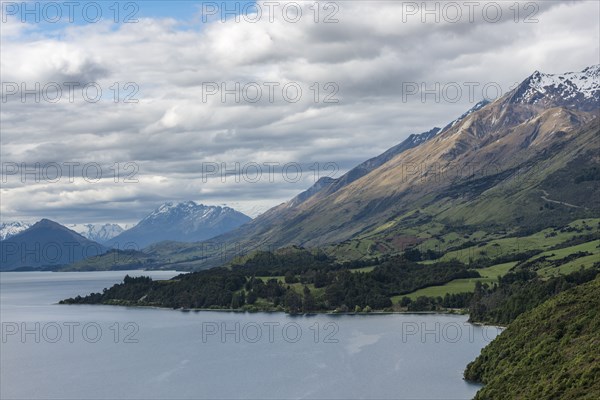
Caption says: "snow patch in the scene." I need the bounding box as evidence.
[522,65,600,102]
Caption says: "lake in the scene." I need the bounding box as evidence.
[0,271,500,399]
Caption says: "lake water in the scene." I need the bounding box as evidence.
[0,271,500,399]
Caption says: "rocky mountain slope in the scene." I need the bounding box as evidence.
[204,65,599,247]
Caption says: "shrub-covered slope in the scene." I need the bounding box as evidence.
[465,277,600,399]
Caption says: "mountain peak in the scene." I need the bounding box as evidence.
[2,220,124,243]
[152,201,202,216]
[35,218,63,227]
[511,64,599,110]
[108,201,251,248]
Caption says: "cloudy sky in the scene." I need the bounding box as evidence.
[1,0,599,225]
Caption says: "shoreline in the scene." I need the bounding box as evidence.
[2,269,186,273]
[59,301,506,328]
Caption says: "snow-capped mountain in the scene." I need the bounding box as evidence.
[0,221,32,240]
[0,219,107,271]
[106,201,252,248]
[1,221,126,243]
[66,223,126,244]
[512,64,599,111]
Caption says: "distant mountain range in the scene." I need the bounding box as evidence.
[106,201,252,249]
[0,219,107,271]
[66,223,127,243]
[0,202,251,270]
[1,221,126,243]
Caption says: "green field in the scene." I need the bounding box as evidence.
[539,253,600,276]
[393,233,599,303]
[536,240,600,276]
[431,219,599,265]
[537,239,599,260]
[394,261,517,302]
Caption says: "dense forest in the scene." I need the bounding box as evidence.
[60,244,600,316]
[468,265,600,325]
[60,249,479,313]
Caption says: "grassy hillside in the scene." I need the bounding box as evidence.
[397,232,599,300]
[465,277,600,399]
[398,261,517,300]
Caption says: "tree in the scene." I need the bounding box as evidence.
[302,286,316,312]
[284,290,302,314]
[285,271,298,284]
[314,271,330,288]
[231,292,245,309]
[246,290,257,305]
[325,283,344,308]
[404,247,422,261]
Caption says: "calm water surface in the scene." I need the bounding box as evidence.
[0,271,500,399]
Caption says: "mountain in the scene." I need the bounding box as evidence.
[2,221,126,243]
[107,201,252,249]
[202,126,445,247]
[200,64,597,249]
[0,219,107,271]
[201,66,597,259]
[66,223,126,244]
[0,221,32,240]
[289,127,444,209]
[64,65,600,271]
[465,276,600,399]
[289,101,492,210]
